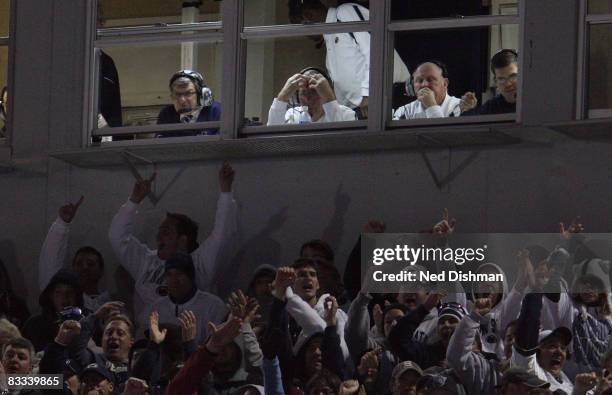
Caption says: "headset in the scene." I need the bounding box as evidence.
[169,70,214,107]
[405,60,449,97]
[290,66,334,106]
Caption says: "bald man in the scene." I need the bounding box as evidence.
[393,61,477,120]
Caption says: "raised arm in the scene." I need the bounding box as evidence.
[108,174,156,280]
[39,197,84,291]
[164,316,242,395]
[447,299,499,395]
[193,162,238,292]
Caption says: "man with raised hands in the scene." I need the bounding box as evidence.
[108,162,238,329]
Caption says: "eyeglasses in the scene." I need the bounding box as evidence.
[494,74,519,85]
[172,90,197,99]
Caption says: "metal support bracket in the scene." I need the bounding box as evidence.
[417,134,481,190]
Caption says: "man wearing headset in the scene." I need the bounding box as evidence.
[462,49,519,116]
[156,70,221,137]
[267,67,356,125]
[393,61,477,120]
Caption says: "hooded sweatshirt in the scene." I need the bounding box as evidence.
[283,287,349,361]
[447,311,504,394]
[469,262,522,360]
[22,270,84,351]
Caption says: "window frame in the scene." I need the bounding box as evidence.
[83,0,524,148]
[0,0,15,148]
[577,0,612,120]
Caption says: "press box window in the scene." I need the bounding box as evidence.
[0,0,10,141]
[388,23,519,125]
[241,34,368,132]
[89,0,223,143]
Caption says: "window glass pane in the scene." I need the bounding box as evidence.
[390,24,519,121]
[94,41,222,140]
[244,1,371,27]
[587,24,612,116]
[0,0,9,37]
[588,0,612,14]
[391,0,518,21]
[98,0,221,29]
[244,33,369,127]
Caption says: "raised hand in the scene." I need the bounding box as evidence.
[58,196,84,223]
[206,316,243,354]
[309,73,335,103]
[459,91,477,113]
[424,291,447,311]
[432,208,456,235]
[94,301,125,321]
[219,162,235,193]
[417,88,437,108]
[123,377,150,395]
[359,96,369,118]
[149,311,167,345]
[596,369,612,395]
[278,73,307,102]
[575,372,597,394]
[363,219,386,234]
[178,310,197,343]
[227,290,260,324]
[473,298,492,317]
[372,304,384,336]
[272,266,296,300]
[560,217,584,239]
[515,249,535,291]
[323,296,338,327]
[357,349,380,383]
[55,320,82,346]
[129,172,156,204]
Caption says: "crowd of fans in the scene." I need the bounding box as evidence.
[0,162,611,395]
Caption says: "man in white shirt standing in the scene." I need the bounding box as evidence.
[393,61,477,120]
[108,162,238,330]
[39,197,110,312]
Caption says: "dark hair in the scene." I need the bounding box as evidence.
[300,239,334,262]
[570,274,612,315]
[291,257,318,273]
[491,49,518,73]
[2,337,34,360]
[288,0,327,23]
[305,369,341,395]
[166,213,199,253]
[382,303,408,331]
[73,246,105,270]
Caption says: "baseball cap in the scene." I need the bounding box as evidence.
[500,367,550,388]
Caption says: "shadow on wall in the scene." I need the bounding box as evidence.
[215,206,289,299]
[0,240,32,327]
[0,240,28,300]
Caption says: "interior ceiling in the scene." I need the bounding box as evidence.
[101,0,220,20]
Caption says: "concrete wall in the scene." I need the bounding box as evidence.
[2,0,611,314]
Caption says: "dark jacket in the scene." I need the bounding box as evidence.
[156,101,221,137]
[388,305,448,369]
[22,270,83,352]
[461,94,516,116]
